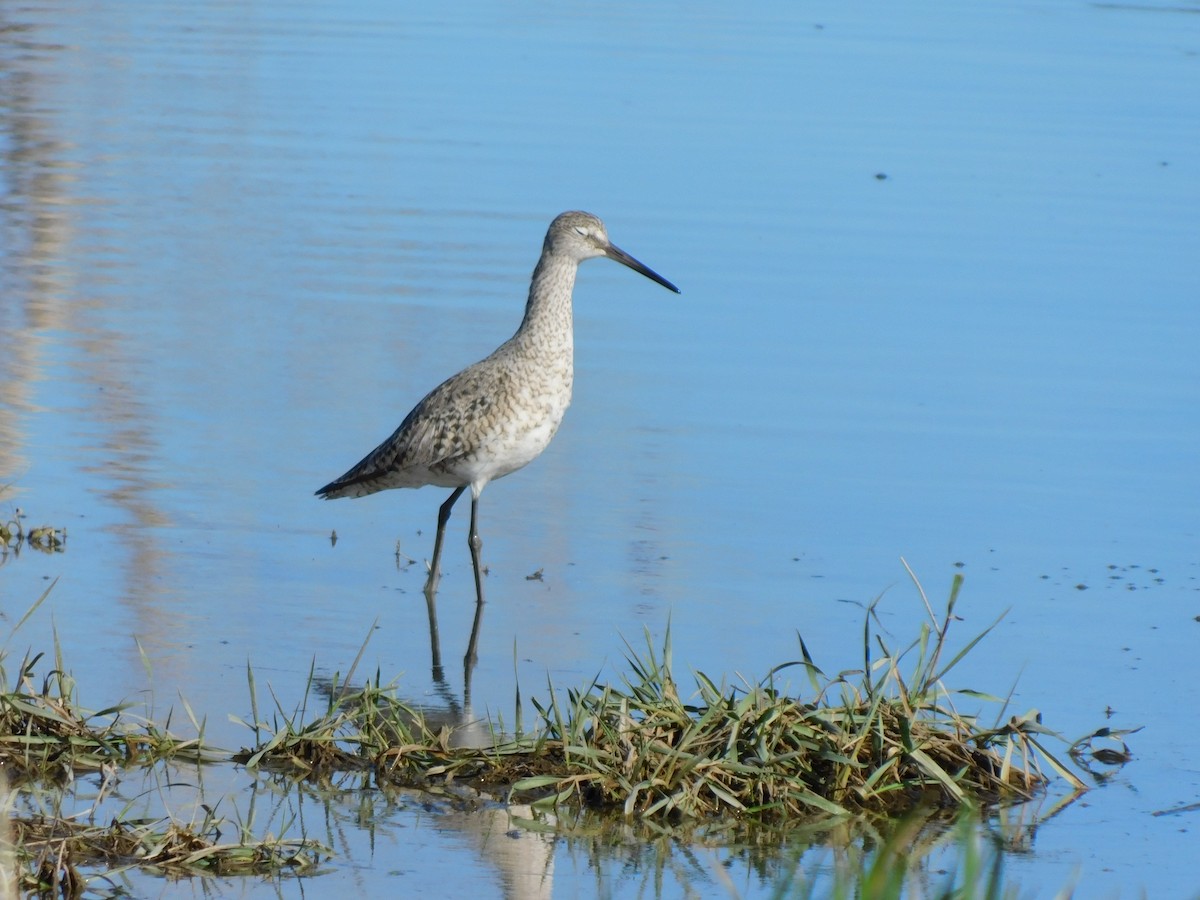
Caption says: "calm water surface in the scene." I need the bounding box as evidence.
[2,0,1198,896]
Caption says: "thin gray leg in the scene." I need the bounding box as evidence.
[464,493,486,670]
[425,485,466,596]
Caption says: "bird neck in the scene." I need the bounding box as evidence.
[515,253,577,348]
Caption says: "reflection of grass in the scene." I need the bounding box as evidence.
[0,565,1113,894]
[769,805,1020,899]
[543,801,1031,899]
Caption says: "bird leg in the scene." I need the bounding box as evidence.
[425,485,466,596]
[464,493,486,670]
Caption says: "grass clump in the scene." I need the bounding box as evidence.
[229,567,1092,824]
[500,567,1084,822]
[231,658,440,778]
[232,656,533,791]
[5,802,328,895]
[0,591,217,784]
[230,624,469,780]
[0,649,215,783]
[0,508,66,556]
[0,588,329,895]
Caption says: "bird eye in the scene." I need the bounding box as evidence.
[573,226,587,236]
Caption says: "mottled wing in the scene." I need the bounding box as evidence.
[315,360,506,499]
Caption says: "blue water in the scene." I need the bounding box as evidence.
[2,0,1198,896]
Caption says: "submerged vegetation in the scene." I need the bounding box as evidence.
[0,508,66,557]
[0,561,1127,896]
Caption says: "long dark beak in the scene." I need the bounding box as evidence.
[605,243,681,294]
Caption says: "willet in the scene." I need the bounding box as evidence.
[316,211,679,662]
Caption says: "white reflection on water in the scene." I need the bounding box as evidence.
[1,0,1198,896]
